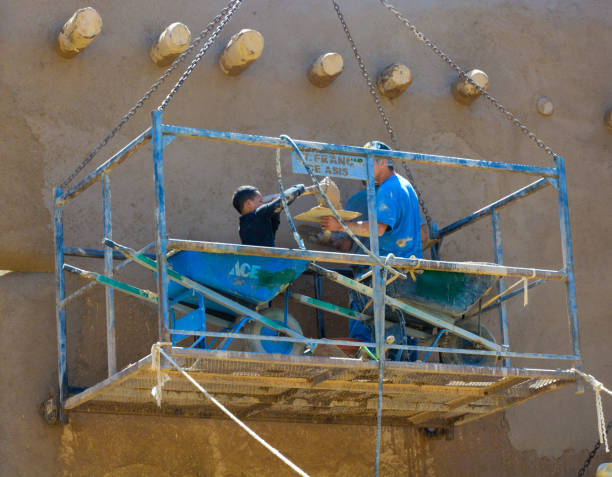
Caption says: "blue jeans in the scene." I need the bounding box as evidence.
[348,281,418,361]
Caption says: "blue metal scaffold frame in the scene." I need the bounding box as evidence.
[53,110,582,425]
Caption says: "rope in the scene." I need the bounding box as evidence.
[362,253,399,313]
[275,148,306,250]
[280,134,406,281]
[331,0,434,234]
[59,0,241,189]
[473,276,528,314]
[572,369,612,453]
[150,342,172,407]
[379,0,560,162]
[152,344,310,476]
[521,270,537,306]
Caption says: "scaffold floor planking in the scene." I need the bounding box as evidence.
[64,349,575,428]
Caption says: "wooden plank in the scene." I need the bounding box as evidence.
[452,379,572,426]
[64,354,152,409]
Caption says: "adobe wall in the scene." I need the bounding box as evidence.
[1,0,611,475]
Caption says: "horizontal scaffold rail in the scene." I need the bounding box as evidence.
[166,239,567,281]
[59,128,152,205]
[162,125,559,177]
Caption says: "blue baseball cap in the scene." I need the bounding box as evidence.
[364,140,393,166]
[363,140,391,150]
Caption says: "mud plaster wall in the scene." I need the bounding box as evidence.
[0,0,611,475]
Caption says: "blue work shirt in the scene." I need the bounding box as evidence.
[375,174,423,258]
[344,188,370,250]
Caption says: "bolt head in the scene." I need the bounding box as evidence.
[604,108,612,132]
[536,96,554,116]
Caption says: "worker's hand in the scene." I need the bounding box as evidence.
[320,216,343,232]
[302,184,318,196]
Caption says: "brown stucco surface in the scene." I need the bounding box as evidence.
[1,0,611,475]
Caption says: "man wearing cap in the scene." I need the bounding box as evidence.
[320,140,422,260]
[320,140,423,345]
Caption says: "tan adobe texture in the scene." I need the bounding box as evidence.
[1,0,611,475]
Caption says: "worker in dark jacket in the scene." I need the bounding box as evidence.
[232,184,312,247]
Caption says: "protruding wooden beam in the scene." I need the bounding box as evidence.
[219,29,264,76]
[376,63,412,99]
[150,22,191,67]
[452,69,489,105]
[536,96,554,116]
[308,52,344,87]
[604,108,612,132]
[56,7,102,58]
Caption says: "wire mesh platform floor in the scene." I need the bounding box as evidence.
[64,348,575,428]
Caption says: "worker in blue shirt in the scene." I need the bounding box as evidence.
[320,140,423,350]
[321,142,422,259]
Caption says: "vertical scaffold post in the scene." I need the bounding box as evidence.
[152,110,171,342]
[491,211,510,367]
[554,156,583,389]
[102,172,117,376]
[53,188,68,422]
[366,154,385,477]
[314,274,325,338]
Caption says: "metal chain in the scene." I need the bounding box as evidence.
[331,0,434,232]
[59,0,241,189]
[159,0,243,111]
[380,0,559,160]
[576,419,612,477]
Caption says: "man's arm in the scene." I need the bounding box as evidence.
[320,216,388,237]
[258,184,305,216]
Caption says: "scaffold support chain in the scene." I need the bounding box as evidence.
[379,0,560,161]
[158,0,243,111]
[59,0,241,189]
[572,368,612,453]
[331,0,433,233]
[153,344,310,477]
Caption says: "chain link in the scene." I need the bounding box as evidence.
[576,419,612,477]
[159,0,242,111]
[331,0,434,232]
[380,0,559,160]
[59,0,242,189]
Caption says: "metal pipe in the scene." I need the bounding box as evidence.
[289,292,370,322]
[64,264,159,303]
[167,328,579,361]
[102,173,116,376]
[554,156,583,377]
[105,239,306,340]
[63,263,231,329]
[162,125,558,177]
[366,154,385,477]
[437,178,549,238]
[422,329,446,362]
[310,263,502,352]
[61,242,155,307]
[59,128,152,205]
[492,211,510,367]
[167,238,567,281]
[478,279,547,314]
[152,111,170,342]
[64,247,127,260]
[53,188,68,423]
[313,275,325,338]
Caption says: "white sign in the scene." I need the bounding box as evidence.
[292,151,366,180]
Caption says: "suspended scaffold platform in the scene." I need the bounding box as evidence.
[64,349,575,428]
[55,121,582,429]
[50,1,585,474]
